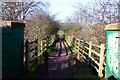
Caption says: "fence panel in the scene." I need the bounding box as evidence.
[24,35,55,74]
[73,38,106,78]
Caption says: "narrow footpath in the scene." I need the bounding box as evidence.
[28,40,99,79]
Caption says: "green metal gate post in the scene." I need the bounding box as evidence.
[2,21,25,79]
[105,22,120,80]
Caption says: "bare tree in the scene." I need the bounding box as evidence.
[74,0,119,25]
[72,0,120,44]
[25,9,60,40]
[1,1,49,21]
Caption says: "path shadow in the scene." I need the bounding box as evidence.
[48,54,76,78]
[74,59,100,79]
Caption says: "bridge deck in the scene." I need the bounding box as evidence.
[28,40,99,79]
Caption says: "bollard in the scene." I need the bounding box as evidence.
[43,51,49,76]
[76,53,80,74]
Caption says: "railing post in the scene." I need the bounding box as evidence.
[77,53,80,61]
[38,36,41,57]
[48,37,51,46]
[47,36,51,47]
[72,38,75,47]
[41,38,43,53]
[82,40,85,55]
[77,39,80,60]
[98,44,105,78]
[50,36,53,45]
[35,39,38,64]
[43,51,49,76]
[75,39,80,74]
[51,36,53,44]
[88,41,92,64]
[25,40,30,74]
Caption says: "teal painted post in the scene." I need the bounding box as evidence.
[2,27,24,79]
[105,23,120,79]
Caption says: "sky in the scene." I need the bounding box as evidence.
[49,0,93,22]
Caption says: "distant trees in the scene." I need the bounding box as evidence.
[72,0,120,44]
[25,12,60,39]
[60,22,81,38]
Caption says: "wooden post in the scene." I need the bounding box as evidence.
[48,37,50,46]
[49,36,51,45]
[76,39,80,74]
[43,51,49,76]
[82,40,84,55]
[44,43,47,51]
[88,41,92,64]
[35,39,38,64]
[50,36,52,46]
[48,36,50,46]
[98,44,105,78]
[77,39,80,60]
[72,38,75,47]
[51,36,54,45]
[50,36,53,45]
[41,39,43,53]
[77,53,80,61]
[25,40,30,74]
[38,36,41,57]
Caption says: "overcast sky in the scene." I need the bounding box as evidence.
[49,0,94,22]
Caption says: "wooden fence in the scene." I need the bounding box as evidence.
[39,36,55,55]
[73,38,106,78]
[24,35,55,74]
[25,39,38,74]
